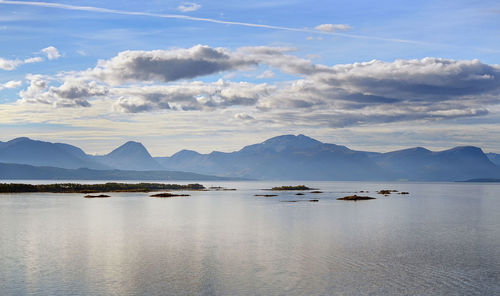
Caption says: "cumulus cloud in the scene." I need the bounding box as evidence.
[113,80,273,112]
[313,58,500,101]
[80,45,323,85]
[0,80,22,91]
[256,57,500,126]
[177,2,201,12]
[19,75,107,107]
[41,46,61,60]
[87,45,257,85]
[15,45,500,127]
[315,24,352,32]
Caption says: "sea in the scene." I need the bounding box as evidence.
[0,180,499,295]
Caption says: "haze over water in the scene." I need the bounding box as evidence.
[1,181,499,295]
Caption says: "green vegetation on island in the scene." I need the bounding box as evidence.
[0,183,205,193]
[271,185,313,191]
[84,194,110,198]
[337,195,376,201]
[150,193,190,198]
[377,189,398,195]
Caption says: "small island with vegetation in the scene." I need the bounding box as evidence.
[0,182,205,194]
[271,185,313,191]
[150,193,190,198]
[337,195,376,201]
[84,194,110,199]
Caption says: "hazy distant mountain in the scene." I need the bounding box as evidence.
[369,146,500,181]
[2,135,499,181]
[0,137,108,170]
[93,141,164,171]
[157,134,383,180]
[0,162,233,180]
[487,153,500,166]
[156,134,500,181]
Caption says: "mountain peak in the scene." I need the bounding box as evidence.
[263,134,322,147]
[239,134,323,154]
[171,149,201,158]
[101,140,164,171]
[7,137,32,144]
[122,141,144,147]
[109,141,150,157]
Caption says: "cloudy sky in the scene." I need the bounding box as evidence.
[1,0,500,155]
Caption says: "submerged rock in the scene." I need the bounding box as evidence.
[310,191,323,194]
[254,194,278,197]
[296,193,305,195]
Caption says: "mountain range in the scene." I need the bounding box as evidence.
[1,135,499,181]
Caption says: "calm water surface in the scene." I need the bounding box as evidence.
[1,181,499,295]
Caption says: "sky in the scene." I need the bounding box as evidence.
[0,0,500,156]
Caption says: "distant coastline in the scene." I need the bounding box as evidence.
[0,182,206,194]
[460,178,500,183]
[0,162,243,181]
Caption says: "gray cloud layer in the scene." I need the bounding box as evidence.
[17,45,500,127]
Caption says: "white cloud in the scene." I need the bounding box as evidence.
[113,80,273,112]
[257,70,275,79]
[14,45,500,127]
[19,75,107,107]
[315,24,352,32]
[177,2,201,12]
[41,46,61,60]
[24,57,43,64]
[0,46,61,71]
[0,58,22,70]
[234,112,255,120]
[0,56,42,70]
[86,45,257,85]
[0,80,22,91]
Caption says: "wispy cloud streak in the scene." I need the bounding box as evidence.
[0,0,429,45]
